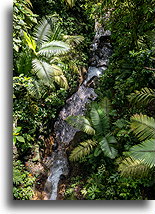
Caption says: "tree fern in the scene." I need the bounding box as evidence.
[130,114,155,141]
[38,40,70,57]
[99,135,117,159]
[118,157,151,177]
[66,115,95,135]
[128,87,155,106]
[69,140,97,161]
[129,138,155,168]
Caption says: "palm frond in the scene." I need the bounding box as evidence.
[69,140,97,161]
[130,114,155,141]
[27,79,42,99]
[90,103,110,136]
[53,70,69,89]
[118,157,151,177]
[64,0,76,8]
[128,87,155,106]
[63,35,84,46]
[99,135,118,159]
[33,17,51,46]
[38,41,70,57]
[66,115,95,135]
[129,138,155,168]
[32,59,68,89]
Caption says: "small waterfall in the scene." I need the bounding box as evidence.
[44,27,112,200]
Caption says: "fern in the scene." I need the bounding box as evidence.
[90,102,110,136]
[69,140,97,161]
[128,87,155,106]
[129,138,155,168]
[118,157,151,177]
[100,97,112,116]
[131,114,155,141]
[66,115,95,135]
[99,135,117,159]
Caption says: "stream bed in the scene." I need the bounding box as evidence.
[44,26,112,200]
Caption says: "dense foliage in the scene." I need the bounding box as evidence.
[13,0,155,200]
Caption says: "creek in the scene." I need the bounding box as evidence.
[44,26,112,200]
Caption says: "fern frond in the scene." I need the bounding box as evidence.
[69,140,97,161]
[129,139,155,168]
[130,114,155,141]
[90,103,110,136]
[118,157,151,177]
[33,17,51,46]
[99,135,117,159]
[38,41,70,57]
[66,115,95,135]
[100,97,112,116]
[128,87,155,106]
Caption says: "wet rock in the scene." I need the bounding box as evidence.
[97,59,109,67]
[83,67,102,85]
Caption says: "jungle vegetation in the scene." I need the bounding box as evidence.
[13,0,155,200]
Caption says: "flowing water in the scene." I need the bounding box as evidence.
[44,27,112,200]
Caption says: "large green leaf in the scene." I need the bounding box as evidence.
[23,31,36,53]
[131,114,155,141]
[99,135,117,159]
[38,41,70,57]
[32,59,68,89]
[129,138,155,168]
[69,140,97,161]
[66,115,95,135]
[16,136,25,143]
[90,103,109,136]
